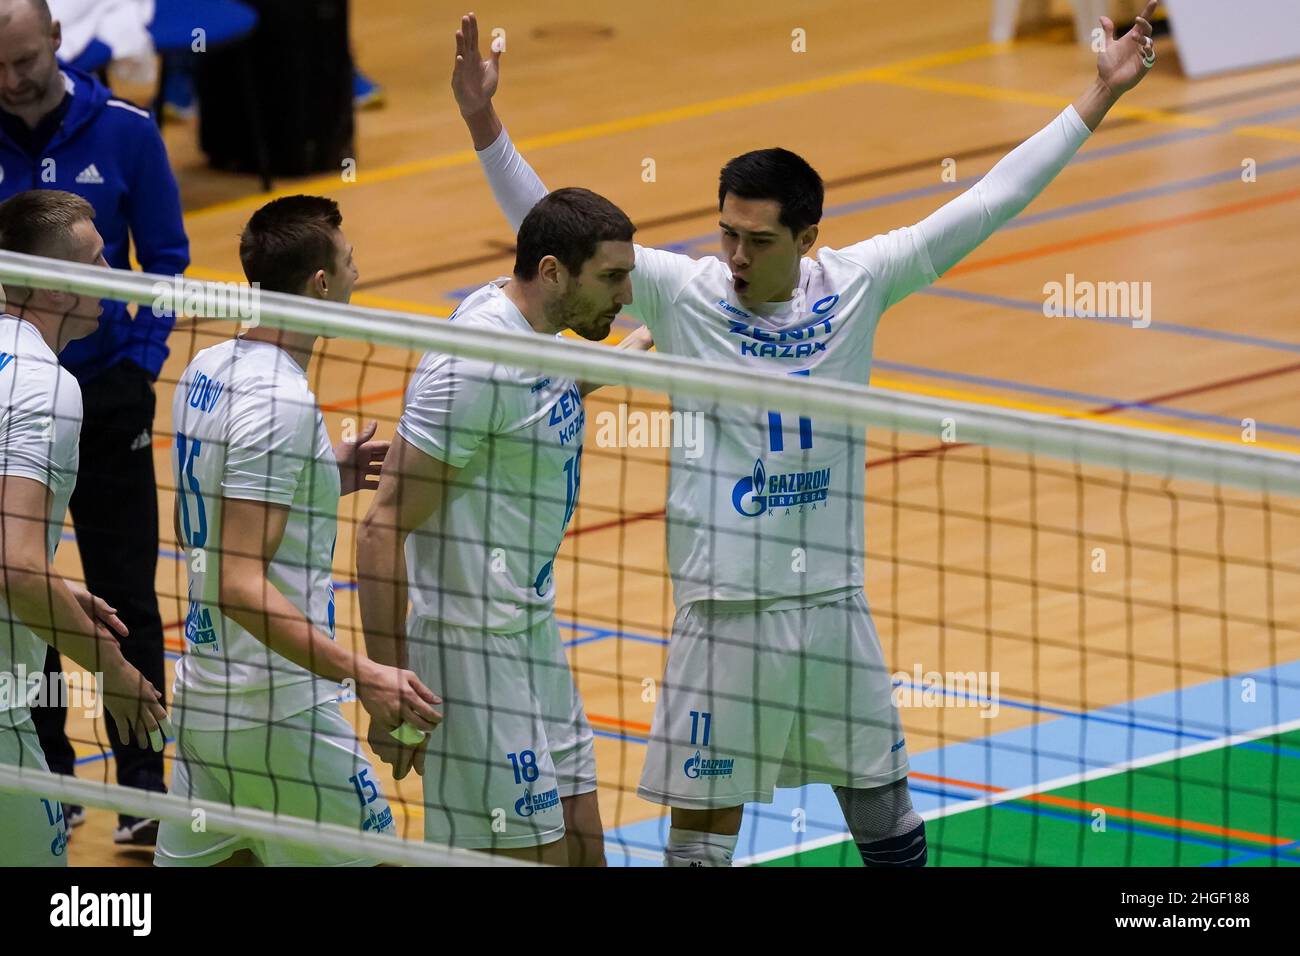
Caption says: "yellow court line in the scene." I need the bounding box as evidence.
[870,72,1213,128]
[1232,124,1300,145]
[880,40,1017,74]
[871,72,1300,144]
[872,374,1300,456]
[184,265,451,317]
[183,40,1018,223]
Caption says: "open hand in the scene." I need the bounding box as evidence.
[453,12,502,119]
[1097,1,1159,98]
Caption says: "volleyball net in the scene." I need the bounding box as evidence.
[2,250,1297,867]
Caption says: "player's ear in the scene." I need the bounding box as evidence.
[797,224,818,256]
[306,268,329,299]
[536,254,563,290]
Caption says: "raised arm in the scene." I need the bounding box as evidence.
[453,12,548,231]
[850,2,1160,308]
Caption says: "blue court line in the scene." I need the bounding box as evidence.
[1210,838,1300,868]
[890,675,1300,760]
[874,357,1300,439]
[913,286,1300,357]
[602,658,1300,866]
[671,116,1300,254]
[988,800,1300,865]
[812,102,1300,227]
[1005,153,1300,230]
[61,545,1300,778]
[908,780,1300,866]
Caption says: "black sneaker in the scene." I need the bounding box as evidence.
[64,804,87,829]
[113,816,159,846]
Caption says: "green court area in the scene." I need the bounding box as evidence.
[758,730,1300,867]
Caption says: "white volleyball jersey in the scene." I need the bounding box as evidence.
[0,317,81,721]
[476,107,1091,607]
[171,338,339,731]
[397,281,584,633]
[626,237,936,605]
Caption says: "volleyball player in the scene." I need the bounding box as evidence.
[452,4,1160,866]
[356,187,645,866]
[154,196,441,867]
[0,190,168,865]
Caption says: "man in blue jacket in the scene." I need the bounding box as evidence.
[0,0,189,845]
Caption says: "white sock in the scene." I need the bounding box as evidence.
[664,827,738,867]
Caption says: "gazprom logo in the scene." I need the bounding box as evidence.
[731,459,767,517]
[514,786,560,817]
[683,750,735,779]
[731,459,831,517]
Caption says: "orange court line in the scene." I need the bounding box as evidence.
[910,770,1294,847]
[157,630,1295,850]
[947,184,1300,276]
[586,712,653,734]
[319,387,408,414]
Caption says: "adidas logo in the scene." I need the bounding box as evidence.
[75,164,104,185]
[129,429,150,451]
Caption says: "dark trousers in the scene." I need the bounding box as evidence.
[33,361,167,800]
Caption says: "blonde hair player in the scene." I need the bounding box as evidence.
[0,190,170,865]
[452,4,1160,866]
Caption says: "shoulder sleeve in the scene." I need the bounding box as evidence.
[396,355,502,468]
[0,365,79,488]
[823,226,938,312]
[830,105,1090,310]
[626,245,702,341]
[221,380,316,505]
[477,128,550,232]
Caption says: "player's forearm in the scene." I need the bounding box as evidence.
[4,564,126,672]
[915,105,1091,278]
[218,576,358,684]
[475,125,550,232]
[463,104,504,151]
[1072,77,1121,132]
[355,513,409,669]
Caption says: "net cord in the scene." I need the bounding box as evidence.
[3,251,1294,496]
[0,763,530,867]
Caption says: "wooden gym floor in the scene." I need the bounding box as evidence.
[47,0,1300,865]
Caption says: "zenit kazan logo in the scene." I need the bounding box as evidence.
[724,293,840,358]
[731,459,831,517]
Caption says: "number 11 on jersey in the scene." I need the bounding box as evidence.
[689,710,712,746]
[767,369,813,451]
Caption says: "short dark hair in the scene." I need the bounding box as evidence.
[239,195,343,294]
[514,188,635,281]
[718,148,824,234]
[0,189,95,258]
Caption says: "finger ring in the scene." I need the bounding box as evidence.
[1141,48,1156,68]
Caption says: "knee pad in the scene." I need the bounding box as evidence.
[664,827,738,867]
[834,780,928,867]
